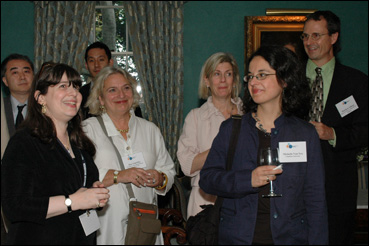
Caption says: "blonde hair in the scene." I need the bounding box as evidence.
[86,66,140,115]
[198,52,241,99]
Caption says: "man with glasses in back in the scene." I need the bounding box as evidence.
[302,10,368,245]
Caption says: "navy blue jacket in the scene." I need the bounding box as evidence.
[200,113,328,245]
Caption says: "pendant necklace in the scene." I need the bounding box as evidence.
[254,112,271,137]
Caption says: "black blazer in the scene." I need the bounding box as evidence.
[1,128,100,244]
[319,62,368,213]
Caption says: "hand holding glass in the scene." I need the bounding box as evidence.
[259,147,282,198]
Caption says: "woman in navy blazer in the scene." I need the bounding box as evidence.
[200,46,328,244]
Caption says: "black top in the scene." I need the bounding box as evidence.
[252,128,273,245]
[1,128,99,245]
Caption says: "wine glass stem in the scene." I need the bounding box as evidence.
[269,180,274,194]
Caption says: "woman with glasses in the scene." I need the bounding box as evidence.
[177,52,243,219]
[199,46,328,244]
[1,63,110,244]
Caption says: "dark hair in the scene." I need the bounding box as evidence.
[243,45,311,120]
[306,10,341,54]
[84,41,112,62]
[1,53,34,79]
[24,62,96,157]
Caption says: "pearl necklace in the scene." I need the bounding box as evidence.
[254,112,271,137]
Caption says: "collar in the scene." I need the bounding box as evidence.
[199,96,243,120]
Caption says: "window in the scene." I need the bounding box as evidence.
[81,1,141,95]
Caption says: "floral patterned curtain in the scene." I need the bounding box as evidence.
[33,1,95,72]
[123,1,184,173]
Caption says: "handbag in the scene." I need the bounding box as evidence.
[96,116,162,245]
[186,115,242,245]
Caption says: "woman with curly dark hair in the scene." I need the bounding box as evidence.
[1,62,110,244]
[200,46,328,244]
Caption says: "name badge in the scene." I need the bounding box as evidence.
[335,95,359,118]
[122,152,147,169]
[79,210,100,236]
[279,142,307,163]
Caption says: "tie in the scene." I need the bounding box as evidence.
[309,67,323,122]
[15,104,26,129]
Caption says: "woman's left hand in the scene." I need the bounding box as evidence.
[143,169,163,188]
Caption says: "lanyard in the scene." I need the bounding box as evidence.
[80,152,87,187]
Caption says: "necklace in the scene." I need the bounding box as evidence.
[254,112,271,137]
[60,138,72,154]
[117,128,129,133]
[116,113,131,134]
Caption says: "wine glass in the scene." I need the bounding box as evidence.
[259,147,282,198]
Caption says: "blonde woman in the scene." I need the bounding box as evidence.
[177,52,243,218]
[83,66,175,244]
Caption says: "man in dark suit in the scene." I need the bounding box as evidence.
[302,10,368,245]
[1,53,34,137]
[1,53,34,244]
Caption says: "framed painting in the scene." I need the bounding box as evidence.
[244,15,307,74]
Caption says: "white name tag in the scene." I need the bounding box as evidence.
[335,95,359,118]
[122,152,147,169]
[79,210,100,236]
[279,142,307,163]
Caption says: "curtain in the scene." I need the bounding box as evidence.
[33,1,96,72]
[123,1,184,173]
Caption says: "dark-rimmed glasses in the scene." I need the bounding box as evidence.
[244,73,276,83]
[300,33,329,41]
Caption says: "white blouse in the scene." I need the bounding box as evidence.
[83,111,176,245]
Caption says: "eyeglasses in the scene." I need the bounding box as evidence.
[244,73,276,83]
[300,33,329,41]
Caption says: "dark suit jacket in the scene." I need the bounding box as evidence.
[3,95,16,137]
[80,82,92,120]
[320,62,368,213]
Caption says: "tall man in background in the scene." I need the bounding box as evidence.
[302,10,368,245]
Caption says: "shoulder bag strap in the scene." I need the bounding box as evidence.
[96,116,136,200]
[214,114,242,208]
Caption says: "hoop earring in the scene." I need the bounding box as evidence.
[42,104,47,114]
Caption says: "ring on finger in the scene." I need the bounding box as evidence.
[266,176,270,183]
[97,202,101,208]
[136,175,139,180]
[152,178,156,184]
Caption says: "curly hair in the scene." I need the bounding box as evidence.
[243,45,311,120]
[24,62,96,157]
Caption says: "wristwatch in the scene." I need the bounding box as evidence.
[113,170,119,184]
[65,195,72,213]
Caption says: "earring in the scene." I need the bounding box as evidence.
[99,105,105,113]
[41,104,47,114]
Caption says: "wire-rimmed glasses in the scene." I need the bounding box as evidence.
[300,33,329,41]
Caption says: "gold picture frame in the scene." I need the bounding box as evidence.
[244,15,307,73]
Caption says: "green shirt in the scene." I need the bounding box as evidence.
[306,57,337,146]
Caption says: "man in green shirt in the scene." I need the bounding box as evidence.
[302,10,368,245]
